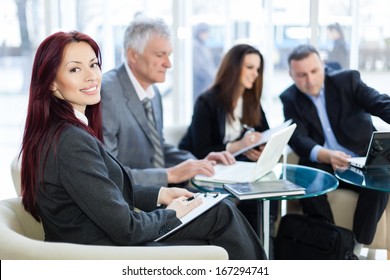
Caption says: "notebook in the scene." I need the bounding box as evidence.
[154,193,229,241]
[348,131,390,169]
[232,119,293,157]
[223,179,305,200]
[193,123,297,184]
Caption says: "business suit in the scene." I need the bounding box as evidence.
[280,69,390,244]
[101,64,195,187]
[179,87,270,160]
[36,124,266,259]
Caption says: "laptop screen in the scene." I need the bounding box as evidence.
[365,132,390,167]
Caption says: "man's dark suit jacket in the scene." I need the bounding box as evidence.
[179,87,269,159]
[280,69,390,170]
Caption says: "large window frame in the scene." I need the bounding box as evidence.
[1,0,390,200]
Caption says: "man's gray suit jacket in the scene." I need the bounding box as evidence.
[101,63,195,187]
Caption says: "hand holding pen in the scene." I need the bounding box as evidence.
[166,193,203,219]
[186,192,202,201]
[226,124,262,157]
[242,124,262,145]
[243,124,255,134]
[186,192,220,201]
[241,124,264,161]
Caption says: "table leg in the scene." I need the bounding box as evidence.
[256,200,263,240]
[262,200,270,258]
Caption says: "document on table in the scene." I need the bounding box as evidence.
[232,119,292,157]
[154,193,229,241]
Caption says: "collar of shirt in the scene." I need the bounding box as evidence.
[305,87,325,103]
[74,109,88,126]
[124,62,155,102]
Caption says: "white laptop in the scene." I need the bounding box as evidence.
[194,123,297,184]
[348,131,390,169]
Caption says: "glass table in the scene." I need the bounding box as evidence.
[192,163,339,258]
[335,166,390,192]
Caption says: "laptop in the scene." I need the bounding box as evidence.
[348,131,390,169]
[194,123,297,184]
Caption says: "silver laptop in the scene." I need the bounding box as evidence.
[194,123,297,184]
[348,131,390,169]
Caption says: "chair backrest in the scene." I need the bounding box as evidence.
[10,154,21,196]
[0,197,44,240]
[163,125,188,146]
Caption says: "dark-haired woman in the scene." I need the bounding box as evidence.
[179,44,277,238]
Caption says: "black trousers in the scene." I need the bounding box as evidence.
[162,199,267,260]
[237,199,278,237]
[299,177,389,244]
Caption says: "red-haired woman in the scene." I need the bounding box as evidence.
[19,31,266,259]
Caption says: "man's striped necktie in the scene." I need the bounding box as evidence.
[142,98,165,168]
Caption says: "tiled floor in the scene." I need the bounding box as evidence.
[359,248,388,260]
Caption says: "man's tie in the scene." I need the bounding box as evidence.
[142,98,165,168]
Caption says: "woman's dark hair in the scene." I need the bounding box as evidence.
[21,31,103,221]
[212,44,264,127]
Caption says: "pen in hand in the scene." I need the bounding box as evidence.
[243,124,255,134]
[186,193,201,201]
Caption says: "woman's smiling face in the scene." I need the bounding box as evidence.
[51,41,102,114]
[239,53,261,90]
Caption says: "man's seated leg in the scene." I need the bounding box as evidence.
[299,194,334,223]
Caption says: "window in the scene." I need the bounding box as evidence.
[1,0,390,199]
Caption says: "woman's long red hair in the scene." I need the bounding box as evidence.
[20,31,103,221]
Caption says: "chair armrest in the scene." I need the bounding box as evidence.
[0,225,228,260]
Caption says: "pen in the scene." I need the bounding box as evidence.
[186,193,201,201]
[243,124,255,133]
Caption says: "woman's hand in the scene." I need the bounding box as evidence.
[226,131,262,155]
[166,196,203,219]
[241,131,262,147]
[244,144,265,161]
[158,187,194,205]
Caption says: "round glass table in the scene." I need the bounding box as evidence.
[192,163,339,257]
[335,166,390,192]
[192,163,339,200]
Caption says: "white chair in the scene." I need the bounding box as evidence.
[7,155,228,260]
[0,197,228,260]
[10,154,21,196]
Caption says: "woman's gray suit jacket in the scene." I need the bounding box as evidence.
[36,125,180,245]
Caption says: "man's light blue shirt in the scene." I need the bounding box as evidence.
[307,88,357,162]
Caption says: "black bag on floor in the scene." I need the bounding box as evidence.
[274,214,358,260]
